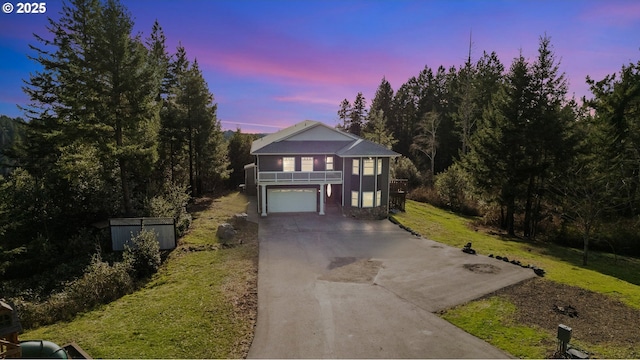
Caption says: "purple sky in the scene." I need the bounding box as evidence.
[1,0,639,133]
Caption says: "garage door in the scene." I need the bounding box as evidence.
[268,188,317,213]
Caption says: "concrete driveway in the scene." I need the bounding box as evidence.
[247,209,535,358]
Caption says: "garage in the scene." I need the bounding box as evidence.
[268,188,317,213]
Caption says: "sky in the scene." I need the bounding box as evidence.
[1,0,639,133]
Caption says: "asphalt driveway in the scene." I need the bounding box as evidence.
[247,209,535,358]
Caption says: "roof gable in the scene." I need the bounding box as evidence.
[287,124,354,141]
[250,120,399,158]
[251,120,356,154]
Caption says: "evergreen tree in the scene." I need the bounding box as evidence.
[464,53,533,235]
[337,98,351,131]
[348,92,367,136]
[20,0,160,220]
[586,58,640,216]
[369,77,394,133]
[362,109,397,149]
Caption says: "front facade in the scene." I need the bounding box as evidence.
[249,120,399,218]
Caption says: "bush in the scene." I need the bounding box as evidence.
[391,156,423,188]
[14,253,134,329]
[147,183,192,236]
[434,164,479,216]
[124,229,161,279]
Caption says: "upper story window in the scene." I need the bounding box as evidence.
[363,159,375,176]
[283,157,295,172]
[301,157,313,172]
[352,159,360,175]
[377,158,383,175]
[326,156,334,171]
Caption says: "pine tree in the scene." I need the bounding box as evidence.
[369,77,394,133]
[362,109,397,149]
[348,92,367,136]
[21,0,160,217]
[337,98,351,131]
[464,53,533,235]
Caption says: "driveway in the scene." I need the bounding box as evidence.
[247,209,535,358]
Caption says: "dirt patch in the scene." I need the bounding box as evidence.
[463,263,502,274]
[319,258,383,284]
[491,278,640,352]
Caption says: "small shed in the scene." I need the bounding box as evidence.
[109,217,176,251]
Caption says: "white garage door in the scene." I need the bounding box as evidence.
[268,188,317,213]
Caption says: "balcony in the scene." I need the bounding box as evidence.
[257,171,343,184]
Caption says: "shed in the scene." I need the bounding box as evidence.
[109,217,176,251]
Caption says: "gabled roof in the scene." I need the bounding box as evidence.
[250,120,357,154]
[250,120,399,158]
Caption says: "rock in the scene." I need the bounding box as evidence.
[216,223,236,242]
[234,213,248,222]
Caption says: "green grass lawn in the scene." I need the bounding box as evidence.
[392,200,640,358]
[21,192,257,359]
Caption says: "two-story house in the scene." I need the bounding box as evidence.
[246,120,399,218]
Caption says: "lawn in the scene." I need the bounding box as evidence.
[21,192,258,359]
[392,200,640,358]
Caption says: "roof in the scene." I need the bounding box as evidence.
[336,139,399,157]
[250,120,399,158]
[252,140,353,155]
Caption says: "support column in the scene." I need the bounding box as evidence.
[261,185,267,217]
[319,184,325,215]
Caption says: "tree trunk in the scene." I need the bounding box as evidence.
[523,174,535,238]
[506,198,516,236]
[115,113,132,216]
[583,224,590,266]
[188,119,194,196]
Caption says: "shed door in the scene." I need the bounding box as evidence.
[268,188,317,213]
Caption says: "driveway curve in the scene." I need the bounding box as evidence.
[248,210,535,358]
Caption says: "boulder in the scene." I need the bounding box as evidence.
[217,223,236,242]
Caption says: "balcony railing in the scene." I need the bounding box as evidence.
[257,171,343,184]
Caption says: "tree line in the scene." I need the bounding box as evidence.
[339,35,640,264]
[0,0,232,279]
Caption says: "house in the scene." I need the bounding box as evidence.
[248,120,399,218]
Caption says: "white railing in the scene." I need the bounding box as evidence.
[257,171,343,184]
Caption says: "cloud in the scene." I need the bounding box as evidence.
[580,1,640,27]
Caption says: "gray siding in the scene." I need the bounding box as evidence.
[110,218,176,251]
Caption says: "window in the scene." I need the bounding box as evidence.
[352,159,360,175]
[363,159,374,175]
[326,156,334,171]
[301,157,313,172]
[351,191,359,207]
[376,190,382,207]
[377,158,383,175]
[362,192,374,208]
[283,157,295,172]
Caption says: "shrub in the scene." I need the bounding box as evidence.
[391,156,423,189]
[434,164,480,216]
[124,229,161,279]
[14,253,133,329]
[147,183,192,236]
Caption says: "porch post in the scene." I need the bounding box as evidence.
[319,184,325,215]
[261,185,267,217]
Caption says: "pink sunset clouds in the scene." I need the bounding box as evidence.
[1,0,639,133]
